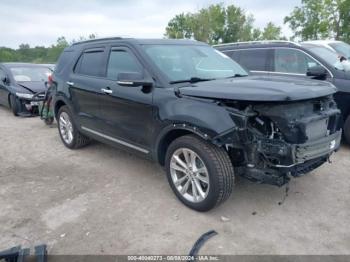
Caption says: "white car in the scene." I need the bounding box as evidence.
[302,40,350,59]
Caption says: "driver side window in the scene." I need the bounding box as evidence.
[274,49,321,74]
[106,50,142,80]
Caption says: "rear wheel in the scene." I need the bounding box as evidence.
[165,135,234,212]
[57,106,90,149]
[9,94,20,116]
[344,115,350,144]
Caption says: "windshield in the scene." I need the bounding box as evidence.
[143,45,248,83]
[10,66,52,82]
[329,42,350,59]
[303,45,350,72]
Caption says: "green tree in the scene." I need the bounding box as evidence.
[165,3,285,44]
[165,13,193,39]
[284,0,350,41]
[0,35,95,63]
[261,22,284,40]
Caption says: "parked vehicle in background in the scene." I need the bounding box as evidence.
[215,40,350,144]
[40,63,56,71]
[52,37,341,211]
[0,63,52,116]
[302,40,350,60]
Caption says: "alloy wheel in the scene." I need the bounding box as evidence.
[59,112,74,144]
[170,148,210,203]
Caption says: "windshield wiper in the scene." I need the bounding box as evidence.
[226,74,248,78]
[169,77,215,84]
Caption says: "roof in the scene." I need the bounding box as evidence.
[214,40,301,50]
[302,40,342,45]
[70,37,205,47]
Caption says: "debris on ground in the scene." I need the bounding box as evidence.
[220,216,230,222]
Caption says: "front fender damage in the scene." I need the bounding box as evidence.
[209,96,342,186]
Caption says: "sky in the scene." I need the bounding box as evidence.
[0,0,301,48]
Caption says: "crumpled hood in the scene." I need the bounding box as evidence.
[17,81,47,94]
[179,76,337,101]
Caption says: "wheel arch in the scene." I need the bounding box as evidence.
[54,99,66,119]
[155,124,218,166]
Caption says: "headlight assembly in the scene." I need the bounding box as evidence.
[16,92,33,99]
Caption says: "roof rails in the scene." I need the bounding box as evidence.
[214,40,300,47]
[71,37,125,46]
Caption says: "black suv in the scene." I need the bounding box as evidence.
[52,38,341,211]
[215,40,350,144]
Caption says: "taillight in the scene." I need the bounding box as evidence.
[48,74,53,84]
[47,74,53,88]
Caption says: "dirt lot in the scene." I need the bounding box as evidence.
[0,105,349,255]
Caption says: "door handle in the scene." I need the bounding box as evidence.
[66,81,74,86]
[101,88,113,94]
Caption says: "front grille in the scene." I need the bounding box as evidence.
[294,131,341,162]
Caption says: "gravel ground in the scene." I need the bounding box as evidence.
[0,106,349,255]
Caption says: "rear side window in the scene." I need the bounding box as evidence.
[106,50,142,80]
[234,49,269,71]
[75,50,105,77]
[223,50,241,63]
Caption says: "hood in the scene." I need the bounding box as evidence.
[178,76,337,102]
[17,81,47,94]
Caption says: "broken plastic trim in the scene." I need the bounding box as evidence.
[188,230,218,259]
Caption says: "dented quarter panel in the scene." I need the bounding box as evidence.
[152,88,238,150]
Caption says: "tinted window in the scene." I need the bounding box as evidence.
[75,51,105,77]
[223,51,240,63]
[274,48,321,74]
[107,50,142,80]
[235,49,269,71]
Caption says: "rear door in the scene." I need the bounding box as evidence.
[68,47,108,129]
[96,46,154,152]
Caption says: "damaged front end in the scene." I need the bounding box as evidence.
[214,95,342,186]
[14,92,46,116]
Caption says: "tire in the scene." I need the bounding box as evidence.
[344,115,350,145]
[9,94,20,116]
[165,135,234,212]
[57,106,90,149]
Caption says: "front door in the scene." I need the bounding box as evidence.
[271,48,332,81]
[97,47,154,153]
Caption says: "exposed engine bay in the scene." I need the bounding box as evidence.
[213,95,342,186]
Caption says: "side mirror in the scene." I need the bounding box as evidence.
[306,66,328,79]
[117,72,153,87]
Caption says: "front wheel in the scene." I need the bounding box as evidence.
[165,135,234,212]
[9,94,20,116]
[57,106,90,149]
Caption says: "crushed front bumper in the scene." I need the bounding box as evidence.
[16,91,46,116]
[238,131,342,186]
